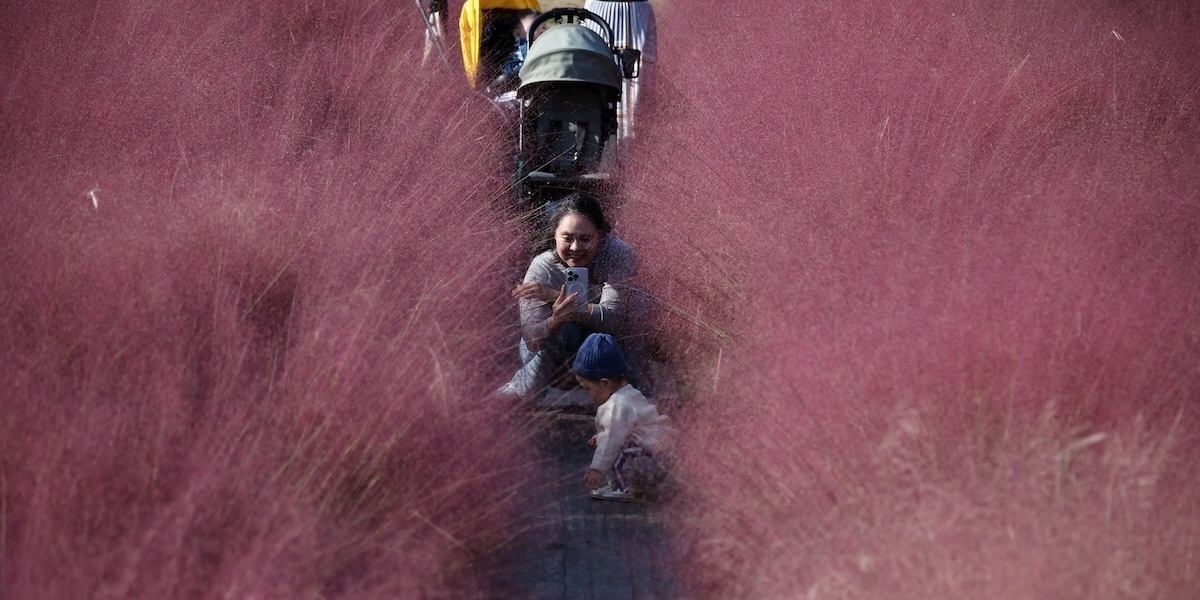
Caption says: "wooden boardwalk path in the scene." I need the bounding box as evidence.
[486,410,679,599]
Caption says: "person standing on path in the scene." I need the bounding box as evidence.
[583,0,656,139]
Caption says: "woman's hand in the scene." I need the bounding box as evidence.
[583,468,606,491]
[587,434,598,448]
[547,285,586,331]
[511,281,559,304]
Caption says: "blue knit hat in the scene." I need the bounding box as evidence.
[572,333,628,380]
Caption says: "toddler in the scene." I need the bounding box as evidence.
[572,333,671,501]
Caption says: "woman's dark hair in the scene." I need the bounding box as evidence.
[547,192,611,234]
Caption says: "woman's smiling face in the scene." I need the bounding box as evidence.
[554,213,600,267]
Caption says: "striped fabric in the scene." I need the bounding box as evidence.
[611,444,668,493]
[611,446,647,492]
[583,0,657,59]
[583,0,657,139]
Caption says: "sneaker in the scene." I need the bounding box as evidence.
[491,382,523,403]
[590,483,636,502]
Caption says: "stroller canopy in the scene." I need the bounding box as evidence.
[518,24,621,93]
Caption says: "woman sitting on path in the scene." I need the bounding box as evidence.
[499,192,636,403]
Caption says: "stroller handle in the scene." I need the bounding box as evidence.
[528,7,614,49]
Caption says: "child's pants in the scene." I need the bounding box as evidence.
[611,443,668,492]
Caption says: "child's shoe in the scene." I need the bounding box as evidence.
[590,483,636,502]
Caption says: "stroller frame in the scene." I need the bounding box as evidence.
[514,8,632,213]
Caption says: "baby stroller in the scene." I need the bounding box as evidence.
[515,8,637,211]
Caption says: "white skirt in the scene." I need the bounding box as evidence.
[583,0,657,139]
[583,0,657,60]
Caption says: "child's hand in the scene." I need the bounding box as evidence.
[587,434,598,448]
[583,468,605,490]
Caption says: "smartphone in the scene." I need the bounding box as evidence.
[564,267,589,313]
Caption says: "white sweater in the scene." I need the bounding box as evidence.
[591,384,671,474]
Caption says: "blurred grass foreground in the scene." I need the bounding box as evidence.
[1,0,536,597]
[3,0,1199,599]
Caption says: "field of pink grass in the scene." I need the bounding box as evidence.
[620,0,1200,598]
[6,0,1200,598]
[1,1,541,597]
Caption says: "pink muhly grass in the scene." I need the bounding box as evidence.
[2,1,536,598]
[624,1,1199,598]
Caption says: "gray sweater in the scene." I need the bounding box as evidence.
[519,234,635,351]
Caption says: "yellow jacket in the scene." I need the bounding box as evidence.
[459,0,541,87]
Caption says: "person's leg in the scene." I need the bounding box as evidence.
[612,443,670,493]
[582,0,656,138]
[503,324,584,401]
[610,444,659,491]
[626,452,668,491]
[588,448,638,501]
[502,337,548,400]
[611,449,634,491]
